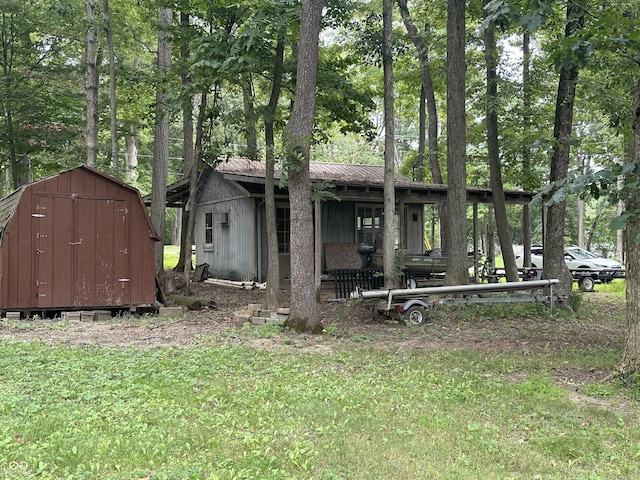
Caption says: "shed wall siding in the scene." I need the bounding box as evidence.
[0,167,157,310]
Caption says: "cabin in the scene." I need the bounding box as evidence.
[164,158,533,283]
[0,166,160,314]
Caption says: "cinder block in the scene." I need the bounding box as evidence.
[234,313,251,324]
[62,311,81,322]
[80,311,94,322]
[158,306,184,318]
[247,303,263,315]
[250,317,266,325]
[5,311,20,321]
[93,310,112,321]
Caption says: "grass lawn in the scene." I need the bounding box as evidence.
[164,245,180,270]
[0,291,638,479]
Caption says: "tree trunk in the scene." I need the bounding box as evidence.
[183,91,207,296]
[445,0,469,286]
[103,0,119,173]
[85,0,99,167]
[242,74,258,159]
[483,0,518,282]
[382,0,397,289]
[618,78,640,378]
[396,0,448,250]
[543,1,586,301]
[4,97,20,189]
[283,0,324,334]
[151,7,172,275]
[617,175,624,263]
[577,153,586,247]
[522,31,533,266]
[176,11,194,273]
[124,126,138,181]
[620,205,640,376]
[486,205,495,270]
[264,38,285,311]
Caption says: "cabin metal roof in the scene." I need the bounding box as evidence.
[153,157,535,207]
[216,157,534,205]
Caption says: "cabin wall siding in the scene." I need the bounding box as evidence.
[195,169,428,280]
[195,171,255,281]
[406,204,425,253]
[322,201,356,244]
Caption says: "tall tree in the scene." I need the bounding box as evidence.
[619,78,640,377]
[483,0,518,282]
[445,0,469,285]
[103,0,119,172]
[396,0,449,251]
[151,6,173,274]
[241,74,258,158]
[521,30,533,267]
[85,0,100,167]
[382,0,397,288]
[283,0,324,334]
[264,38,285,310]
[543,0,587,300]
[175,11,194,273]
[183,90,208,295]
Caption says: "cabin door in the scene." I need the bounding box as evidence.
[34,196,130,308]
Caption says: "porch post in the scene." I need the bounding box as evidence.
[398,199,406,250]
[473,202,479,283]
[523,203,532,267]
[314,198,322,291]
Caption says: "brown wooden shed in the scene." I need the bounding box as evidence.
[0,166,160,313]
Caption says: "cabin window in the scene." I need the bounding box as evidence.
[204,211,214,249]
[356,205,399,248]
[276,206,290,254]
[356,205,383,246]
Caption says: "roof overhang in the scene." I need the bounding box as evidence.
[154,162,535,207]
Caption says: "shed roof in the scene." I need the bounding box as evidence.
[0,165,161,240]
[0,187,25,232]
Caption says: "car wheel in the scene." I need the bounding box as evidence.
[579,276,595,292]
[404,305,427,326]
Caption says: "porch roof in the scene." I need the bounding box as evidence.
[155,157,534,207]
[216,157,534,205]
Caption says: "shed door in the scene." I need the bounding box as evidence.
[74,199,130,307]
[34,197,130,308]
[34,197,74,308]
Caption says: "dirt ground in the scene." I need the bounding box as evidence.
[0,279,626,387]
[0,278,631,414]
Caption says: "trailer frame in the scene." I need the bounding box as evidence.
[361,279,560,325]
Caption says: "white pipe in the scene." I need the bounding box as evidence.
[361,279,559,300]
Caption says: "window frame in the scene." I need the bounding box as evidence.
[204,210,214,250]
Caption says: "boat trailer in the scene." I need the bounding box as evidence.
[360,279,560,325]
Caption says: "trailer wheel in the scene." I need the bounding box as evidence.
[578,276,595,292]
[404,305,427,326]
[406,276,417,289]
